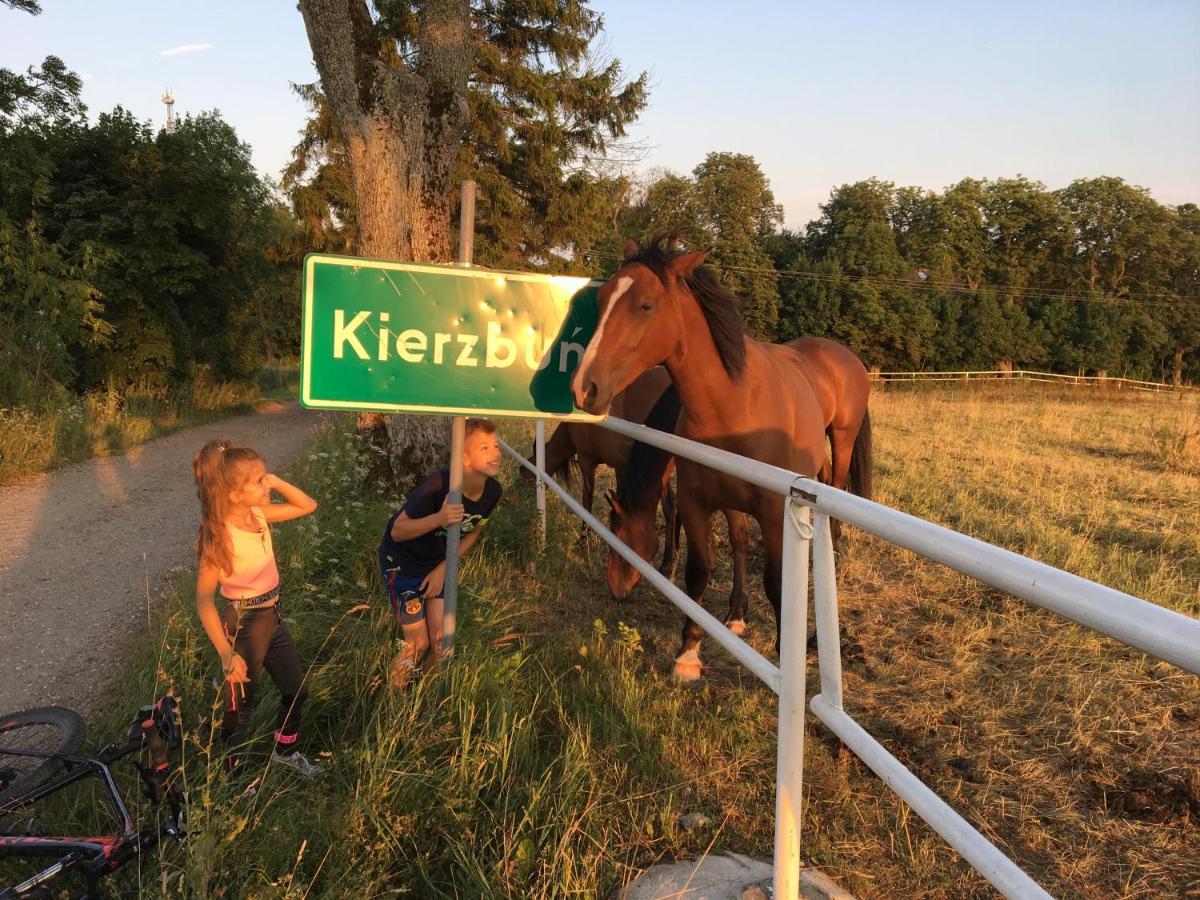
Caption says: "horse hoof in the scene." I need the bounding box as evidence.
[672,661,702,682]
[725,619,746,637]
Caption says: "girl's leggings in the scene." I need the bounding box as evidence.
[220,602,307,756]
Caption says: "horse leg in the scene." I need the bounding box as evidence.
[575,460,597,545]
[722,511,751,636]
[659,471,679,578]
[828,426,859,545]
[580,459,596,515]
[758,497,787,653]
[675,496,714,682]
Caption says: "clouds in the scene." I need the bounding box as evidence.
[160,43,213,58]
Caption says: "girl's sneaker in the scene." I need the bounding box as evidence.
[270,750,324,776]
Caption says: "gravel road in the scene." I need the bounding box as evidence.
[0,402,326,716]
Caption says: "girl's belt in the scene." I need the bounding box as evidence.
[227,585,280,608]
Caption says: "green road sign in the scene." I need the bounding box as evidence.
[301,254,602,420]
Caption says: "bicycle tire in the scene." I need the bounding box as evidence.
[0,707,86,806]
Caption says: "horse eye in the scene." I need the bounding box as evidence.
[639,301,653,312]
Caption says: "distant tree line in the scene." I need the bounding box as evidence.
[292,131,1199,385]
[4,0,1197,419]
[593,163,1200,385]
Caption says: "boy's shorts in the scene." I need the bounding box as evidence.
[385,571,443,626]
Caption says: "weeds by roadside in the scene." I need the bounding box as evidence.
[0,362,300,484]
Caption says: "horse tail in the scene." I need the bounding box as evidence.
[847,408,873,501]
[563,457,580,490]
[543,424,577,489]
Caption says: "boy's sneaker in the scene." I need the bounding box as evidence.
[270,750,324,777]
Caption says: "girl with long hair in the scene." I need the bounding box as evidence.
[193,439,322,776]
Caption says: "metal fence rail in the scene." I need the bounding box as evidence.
[874,369,1195,393]
[500,415,1200,900]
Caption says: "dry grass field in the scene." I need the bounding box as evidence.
[790,385,1199,896]
[509,382,1200,898]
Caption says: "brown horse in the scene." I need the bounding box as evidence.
[607,336,871,634]
[523,367,679,546]
[605,383,752,635]
[574,237,872,680]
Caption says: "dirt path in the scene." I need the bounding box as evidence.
[0,402,327,715]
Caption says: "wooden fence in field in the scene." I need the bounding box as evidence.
[872,369,1195,394]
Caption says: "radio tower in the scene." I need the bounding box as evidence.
[161,88,175,133]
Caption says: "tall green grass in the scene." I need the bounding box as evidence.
[8,386,1197,898]
[34,419,753,898]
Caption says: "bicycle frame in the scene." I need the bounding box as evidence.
[0,703,183,900]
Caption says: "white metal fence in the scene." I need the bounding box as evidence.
[499,418,1200,900]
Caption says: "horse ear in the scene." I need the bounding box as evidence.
[623,238,640,261]
[672,249,710,277]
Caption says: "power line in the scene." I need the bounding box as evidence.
[577,248,1200,312]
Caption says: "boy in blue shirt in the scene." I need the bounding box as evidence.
[378,418,503,688]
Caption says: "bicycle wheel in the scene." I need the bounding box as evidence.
[0,708,86,806]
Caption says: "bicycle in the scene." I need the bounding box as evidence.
[0,696,184,899]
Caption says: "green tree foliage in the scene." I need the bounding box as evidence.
[1057,177,1174,296]
[288,0,647,270]
[690,153,782,339]
[279,83,357,260]
[807,178,907,277]
[770,176,1198,381]
[0,19,295,407]
[1164,204,1200,384]
[615,154,783,339]
[0,38,102,404]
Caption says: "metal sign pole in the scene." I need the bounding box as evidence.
[442,180,475,658]
[774,499,811,900]
[535,419,547,551]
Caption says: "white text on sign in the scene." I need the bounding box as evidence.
[331,310,587,373]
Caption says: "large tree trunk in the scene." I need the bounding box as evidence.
[299,0,470,493]
[1174,347,1185,387]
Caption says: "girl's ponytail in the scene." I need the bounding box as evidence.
[193,440,263,575]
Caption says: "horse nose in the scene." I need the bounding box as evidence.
[608,566,630,600]
[574,378,598,410]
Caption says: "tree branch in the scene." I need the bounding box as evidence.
[298,0,423,137]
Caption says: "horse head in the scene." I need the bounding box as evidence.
[571,238,708,415]
[605,488,658,600]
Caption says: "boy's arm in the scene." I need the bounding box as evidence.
[260,474,318,523]
[195,562,248,682]
[458,526,484,556]
[390,496,463,541]
[417,522,487,597]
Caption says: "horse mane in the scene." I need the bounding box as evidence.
[629,236,747,380]
[616,383,681,510]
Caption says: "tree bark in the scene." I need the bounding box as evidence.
[299,0,471,490]
[1173,347,1184,387]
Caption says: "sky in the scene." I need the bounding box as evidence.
[3,0,1198,229]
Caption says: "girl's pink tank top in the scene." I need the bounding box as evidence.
[219,507,280,600]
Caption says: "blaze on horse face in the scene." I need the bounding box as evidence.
[605,489,658,600]
[571,239,708,415]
